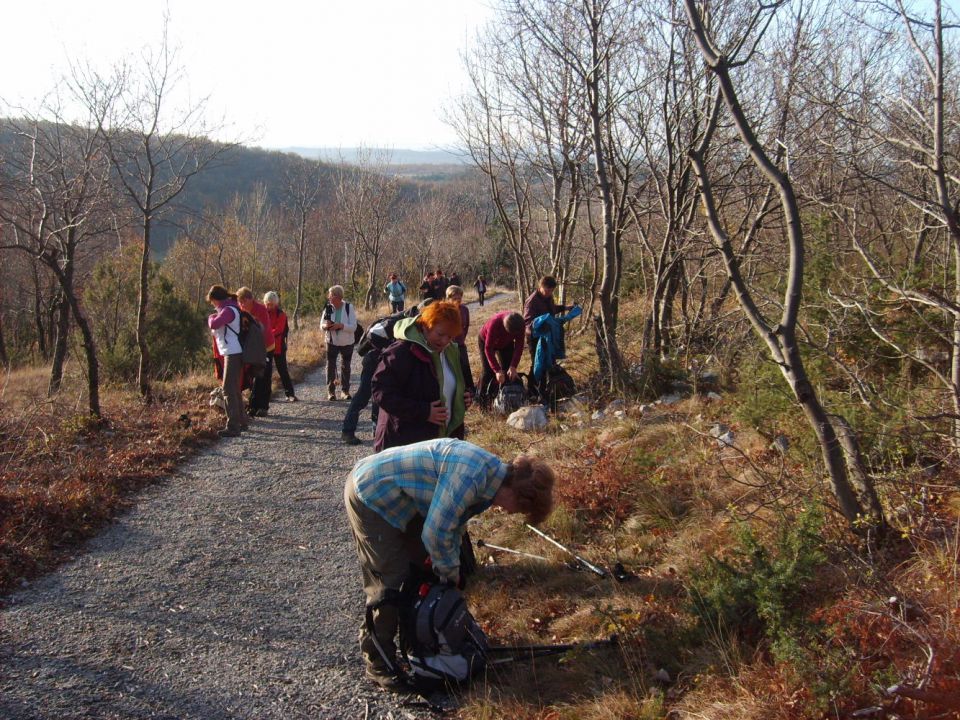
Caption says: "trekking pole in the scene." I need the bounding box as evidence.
[525,524,607,578]
[476,539,550,562]
[487,635,618,664]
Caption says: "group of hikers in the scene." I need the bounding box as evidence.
[205,272,573,690]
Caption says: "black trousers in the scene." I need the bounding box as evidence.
[249,355,274,411]
[273,350,295,397]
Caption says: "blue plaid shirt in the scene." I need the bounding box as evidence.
[350,438,508,581]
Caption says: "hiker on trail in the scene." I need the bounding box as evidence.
[384,273,406,313]
[206,285,248,437]
[419,272,435,301]
[523,276,571,369]
[449,271,461,287]
[476,310,525,407]
[474,275,487,306]
[264,291,297,402]
[370,300,475,452]
[322,285,358,401]
[430,268,448,300]
[344,437,555,689]
[341,300,431,446]
[446,284,472,387]
[237,287,276,417]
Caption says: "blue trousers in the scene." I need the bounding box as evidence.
[342,350,380,434]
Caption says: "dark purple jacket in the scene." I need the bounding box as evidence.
[371,339,474,452]
[523,290,567,336]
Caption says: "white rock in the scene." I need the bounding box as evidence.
[717,430,736,447]
[653,668,671,683]
[772,435,789,452]
[639,404,654,413]
[591,410,606,421]
[707,391,722,401]
[605,399,625,412]
[613,410,626,418]
[709,423,729,438]
[506,405,548,431]
[657,393,682,406]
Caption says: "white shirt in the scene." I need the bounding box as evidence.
[440,351,457,421]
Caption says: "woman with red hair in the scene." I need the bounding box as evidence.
[371,301,475,451]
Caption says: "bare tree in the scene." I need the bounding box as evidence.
[282,157,323,328]
[0,106,115,416]
[335,149,400,309]
[73,19,233,401]
[684,0,885,532]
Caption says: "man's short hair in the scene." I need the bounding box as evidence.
[539,276,559,290]
[503,312,525,335]
[445,285,464,300]
[235,286,254,300]
[505,455,555,525]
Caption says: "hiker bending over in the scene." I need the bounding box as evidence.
[344,438,555,689]
[476,310,525,407]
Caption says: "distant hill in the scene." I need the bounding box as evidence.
[280,146,470,167]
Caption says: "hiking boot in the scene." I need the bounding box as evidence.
[218,428,241,438]
[365,665,406,691]
[341,392,352,400]
[286,395,298,402]
[342,431,362,446]
[327,391,336,401]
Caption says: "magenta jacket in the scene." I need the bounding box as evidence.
[477,310,524,372]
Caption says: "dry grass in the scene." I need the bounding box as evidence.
[0,323,326,595]
[456,308,960,719]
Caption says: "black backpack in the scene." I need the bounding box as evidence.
[398,582,489,690]
[227,308,267,378]
[356,306,419,357]
[493,376,528,415]
[544,365,577,406]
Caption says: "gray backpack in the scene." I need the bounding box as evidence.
[228,309,267,377]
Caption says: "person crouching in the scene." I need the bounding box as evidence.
[343,438,555,689]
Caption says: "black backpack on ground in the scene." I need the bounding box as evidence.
[397,581,489,690]
[493,376,528,415]
[227,308,267,378]
[544,365,577,406]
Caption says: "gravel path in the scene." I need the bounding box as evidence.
[0,356,434,719]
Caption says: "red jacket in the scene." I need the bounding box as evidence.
[267,307,289,354]
[247,300,276,353]
[478,310,524,372]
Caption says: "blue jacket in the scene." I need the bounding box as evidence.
[531,305,582,381]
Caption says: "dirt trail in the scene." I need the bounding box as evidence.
[0,294,511,720]
[0,360,431,719]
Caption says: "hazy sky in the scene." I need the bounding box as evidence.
[1,0,493,150]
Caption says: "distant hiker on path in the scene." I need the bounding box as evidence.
[430,269,448,300]
[446,284,472,388]
[384,273,406,313]
[265,291,297,402]
[207,285,248,437]
[419,272,435,301]
[474,275,487,306]
[344,437,555,689]
[322,285,358,401]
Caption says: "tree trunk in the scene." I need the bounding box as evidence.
[0,309,8,367]
[136,224,152,402]
[63,289,101,417]
[47,293,70,397]
[293,216,306,330]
